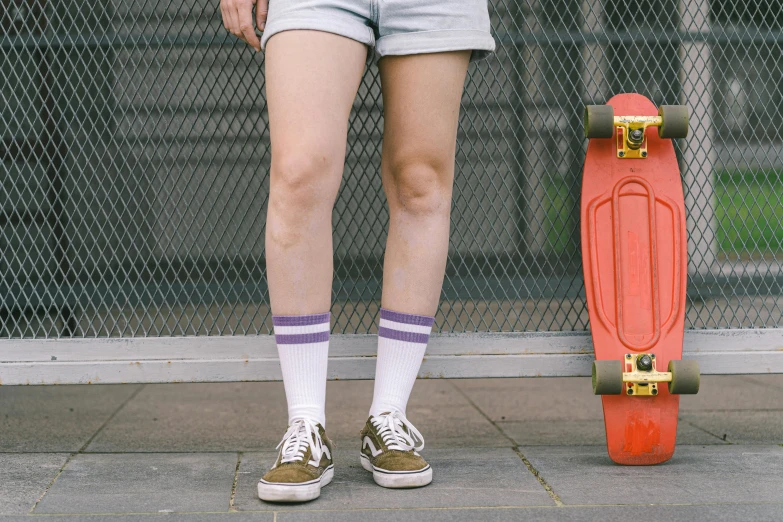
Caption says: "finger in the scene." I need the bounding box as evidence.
[256,0,269,31]
[219,0,230,31]
[237,2,261,51]
[226,4,242,39]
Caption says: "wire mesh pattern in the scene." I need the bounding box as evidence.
[2,0,783,338]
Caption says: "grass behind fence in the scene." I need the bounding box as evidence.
[544,169,783,257]
[715,170,783,255]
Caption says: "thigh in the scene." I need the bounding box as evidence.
[378,51,470,181]
[265,30,368,195]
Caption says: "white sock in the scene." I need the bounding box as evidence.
[369,308,434,417]
[273,312,330,427]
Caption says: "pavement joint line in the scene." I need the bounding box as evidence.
[680,418,734,444]
[26,385,147,514]
[28,452,76,515]
[447,381,564,507]
[512,447,564,507]
[0,447,523,454]
[229,451,243,512]
[683,408,783,412]
[15,502,783,516]
[0,446,628,454]
[737,374,783,391]
[268,501,783,512]
[447,381,517,446]
[76,384,147,453]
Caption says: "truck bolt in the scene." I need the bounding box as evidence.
[637,354,653,371]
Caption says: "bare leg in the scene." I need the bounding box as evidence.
[368,51,470,416]
[265,31,367,314]
[265,31,366,427]
[379,52,471,315]
[361,52,471,491]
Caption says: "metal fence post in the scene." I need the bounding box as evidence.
[581,0,607,104]
[516,0,548,257]
[680,0,717,276]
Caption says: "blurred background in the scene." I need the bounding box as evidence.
[2,0,782,339]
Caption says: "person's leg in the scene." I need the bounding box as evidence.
[370,51,470,417]
[359,51,470,490]
[265,30,366,427]
[258,30,366,503]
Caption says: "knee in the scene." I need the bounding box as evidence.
[385,156,453,218]
[267,150,341,246]
[270,151,341,212]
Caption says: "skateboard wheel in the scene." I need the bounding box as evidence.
[658,105,689,139]
[592,360,624,395]
[668,360,700,394]
[584,105,615,139]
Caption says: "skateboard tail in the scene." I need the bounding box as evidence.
[602,393,679,465]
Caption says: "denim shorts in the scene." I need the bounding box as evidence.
[260,0,496,62]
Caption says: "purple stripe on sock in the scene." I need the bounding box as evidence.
[275,331,330,344]
[378,326,430,344]
[273,313,331,327]
[380,308,435,327]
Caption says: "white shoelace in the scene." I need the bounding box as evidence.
[371,410,425,452]
[277,418,325,464]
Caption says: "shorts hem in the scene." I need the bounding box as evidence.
[260,17,375,51]
[375,29,496,62]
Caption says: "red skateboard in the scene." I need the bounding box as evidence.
[581,93,700,465]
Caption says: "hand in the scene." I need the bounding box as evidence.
[220,0,269,52]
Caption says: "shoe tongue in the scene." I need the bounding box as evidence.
[281,424,313,462]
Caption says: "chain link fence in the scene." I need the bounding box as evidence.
[2,0,783,339]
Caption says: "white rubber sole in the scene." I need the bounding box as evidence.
[257,465,334,502]
[360,454,433,488]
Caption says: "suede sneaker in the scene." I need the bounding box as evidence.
[258,418,334,502]
[359,410,432,488]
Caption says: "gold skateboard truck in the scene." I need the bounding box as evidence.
[584,105,689,159]
[592,354,700,396]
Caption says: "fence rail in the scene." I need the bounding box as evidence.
[2,329,782,385]
[8,28,783,50]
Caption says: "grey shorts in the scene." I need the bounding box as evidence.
[260,0,496,62]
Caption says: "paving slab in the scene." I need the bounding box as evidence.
[452,377,602,422]
[87,380,506,452]
[34,453,238,514]
[521,445,783,505]
[498,417,728,446]
[326,380,508,448]
[453,376,781,423]
[742,374,783,391]
[679,375,783,412]
[497,420,607,446]
[683,410,783,444]
[0,505,782,522]
[0,385,141,452]
[276,504,783,522]
[0,453,69,515]
[85,383,288,452]
[233,448,553,512]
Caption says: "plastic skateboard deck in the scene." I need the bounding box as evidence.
[581,93,688,465]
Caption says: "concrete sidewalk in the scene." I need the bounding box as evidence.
[1,375,782,520]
